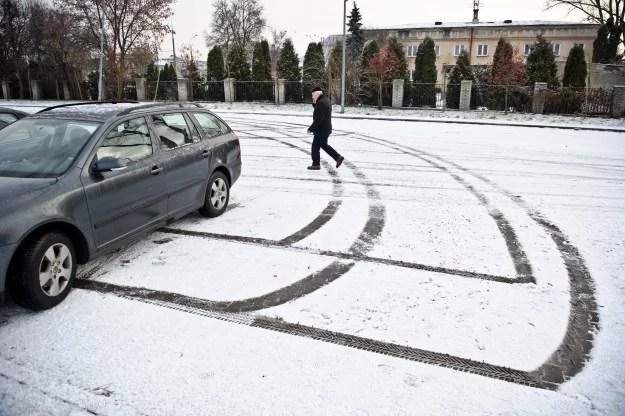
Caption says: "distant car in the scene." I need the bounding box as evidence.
[0,101,242,309]
[0,107,28,129]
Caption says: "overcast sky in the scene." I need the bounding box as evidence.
[165,0,586,60]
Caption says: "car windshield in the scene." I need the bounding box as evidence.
[0,118,100,178]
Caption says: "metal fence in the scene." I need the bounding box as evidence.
[403,82,444,109]
[146,81,178,101]
[190,81,224,101]
[4,76,621,117]
[541,87,613,116]
[230,81,273,102]
[471,84,534,113]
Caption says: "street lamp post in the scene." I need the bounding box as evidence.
[340,0,347,113]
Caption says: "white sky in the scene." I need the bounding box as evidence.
[166,0,586,60]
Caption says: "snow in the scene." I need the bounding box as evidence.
[0,100,624,415]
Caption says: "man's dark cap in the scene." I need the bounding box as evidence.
[312,87,322,92]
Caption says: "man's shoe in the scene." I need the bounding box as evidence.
[336,156,344,168]
[307,165,321,170]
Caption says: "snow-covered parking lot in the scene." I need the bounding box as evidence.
[1,103,624,415]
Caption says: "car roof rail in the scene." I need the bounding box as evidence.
[116,101,204,116]
[37,100,140,113]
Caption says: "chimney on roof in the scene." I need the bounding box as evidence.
[472,0,479,23]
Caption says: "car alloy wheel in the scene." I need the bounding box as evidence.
[200,171,229,218]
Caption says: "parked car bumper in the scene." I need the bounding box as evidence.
[0,242,18,304]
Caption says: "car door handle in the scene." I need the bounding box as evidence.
[202,150,210,158]
[151,166,163,175]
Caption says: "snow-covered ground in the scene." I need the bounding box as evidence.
[0,101,624,415]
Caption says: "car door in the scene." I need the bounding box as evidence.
[149,112,207,217]
[188,110,231,166]
[81,116,168,249]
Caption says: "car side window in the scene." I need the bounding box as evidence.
[0,113,18,124]
[151,113,197,149]
[96,117,153,163]
[190,112,227,139]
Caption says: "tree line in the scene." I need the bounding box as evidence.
[0,0,621,102]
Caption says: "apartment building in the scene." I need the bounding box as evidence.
[370,20,600,83]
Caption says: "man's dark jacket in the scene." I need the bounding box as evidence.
[308,94,332,137]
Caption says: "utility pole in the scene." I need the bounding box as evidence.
[340,0,347,113]
[98,9,105,100]
[171,26,177,77]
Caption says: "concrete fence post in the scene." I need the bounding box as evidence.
[177,78,189,101]
[532,82,548,114]
[459,80,473,111]
[2,81,10,99]
[392,79,404,108]
[611,85,625,118]
[135,78,146,101]
[30,80,41,100]
[224,78,235,103]
[275,78,286,105]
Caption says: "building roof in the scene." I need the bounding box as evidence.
[374,20,600,30]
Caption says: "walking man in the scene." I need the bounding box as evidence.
[307,87,344,170]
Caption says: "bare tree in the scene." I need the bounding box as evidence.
[269,28,287,77]
[55,0,173,98]
[206,0,265,52]
[0,0,28,97]
[547,0,625,49]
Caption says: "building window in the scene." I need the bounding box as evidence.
[435,45,441,56]
[552,43,561,56]
[454,44,465,56]
[398,30,409,40]
[477,44,488,56]
[524,44,534,56]
[407,45,418,57]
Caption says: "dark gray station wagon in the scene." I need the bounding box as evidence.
[0,102,242,309]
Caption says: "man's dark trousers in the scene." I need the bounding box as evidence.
[312,134,340,166]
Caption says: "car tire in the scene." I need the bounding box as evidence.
[199,171,229,218]
[15,233,76,310]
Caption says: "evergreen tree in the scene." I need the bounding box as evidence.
[157,63,177,100]
[563,44,587,88]
[303,42,326,99]
[592,24,610,63]
[206,46,225,81]
[606,17,622,62]
[228,43,251,81]
[386,37,408,80]
[251,39,272,100]
[277,38,302,102]
[526,35,559,88]
[252,40,271,81]
[412,37,437,107]
[359,40,379,105]
[491,37,514,85]
[346,2,364,60]
[325,41,343,102]
[145,62,159,82]
[277,38,301,80]
[445,50,473,109]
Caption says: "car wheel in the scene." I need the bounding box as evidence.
[199,171,229,218]
[16,233,76,310]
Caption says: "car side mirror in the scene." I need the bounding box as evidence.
[92,156,127,173]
